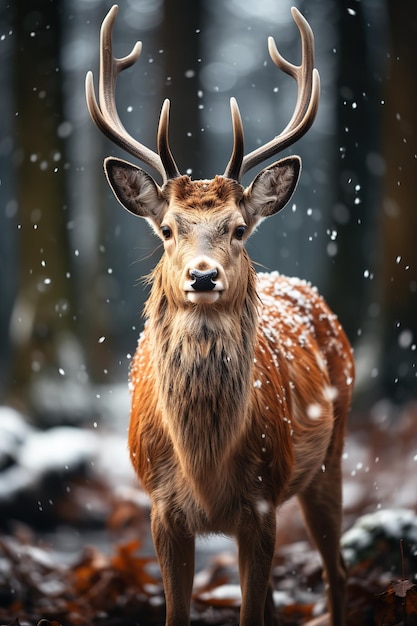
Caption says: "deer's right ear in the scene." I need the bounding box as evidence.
[104,157,166,223]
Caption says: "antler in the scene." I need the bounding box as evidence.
[85,4,180,183]
[224,6,320,182]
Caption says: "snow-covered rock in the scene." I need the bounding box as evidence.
[342,508,417,566]
[0,406,33,470]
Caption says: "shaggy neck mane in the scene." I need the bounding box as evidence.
[145,253,259,480]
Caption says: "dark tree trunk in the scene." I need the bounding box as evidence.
[327,0,379,344]
[378,0,417,401]
[9,0,79,414]
[161,0,203,178]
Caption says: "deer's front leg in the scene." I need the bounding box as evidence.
[237,505,277,626]
[151,506,195,626]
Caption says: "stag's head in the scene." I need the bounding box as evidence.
[86,5,319,308]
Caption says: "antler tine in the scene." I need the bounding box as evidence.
[158,99,181,180]
[86,4,180,183]
[239,70,320,178]
[268,7,315,133]
[223,97,245,181]
[225,6,320,182]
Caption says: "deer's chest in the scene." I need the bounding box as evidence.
[151,446,273,535]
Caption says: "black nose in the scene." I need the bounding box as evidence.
[190,268,217,291]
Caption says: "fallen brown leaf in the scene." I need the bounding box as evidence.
[375,579,417,626]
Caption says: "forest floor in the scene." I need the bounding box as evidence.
[0,398,416,626]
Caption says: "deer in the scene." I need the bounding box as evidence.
[86,5,354,626]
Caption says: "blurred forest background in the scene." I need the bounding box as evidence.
[0,0,416,421]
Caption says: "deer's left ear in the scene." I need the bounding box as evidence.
[241,156,301,223]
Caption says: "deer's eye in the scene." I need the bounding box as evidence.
[161,225,172,239]
[234,225,246,240]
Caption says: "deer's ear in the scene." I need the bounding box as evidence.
[241,156,301,223]
[104,157,166,223]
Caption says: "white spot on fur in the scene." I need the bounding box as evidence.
[315,351,327,371]
[323,385,338,402]
[307,403,322,419]
[256,499,270,515]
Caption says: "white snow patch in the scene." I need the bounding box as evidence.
[17,427,98,474]
[199,583,241,605]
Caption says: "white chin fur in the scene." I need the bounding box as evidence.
[186,291,220,305]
